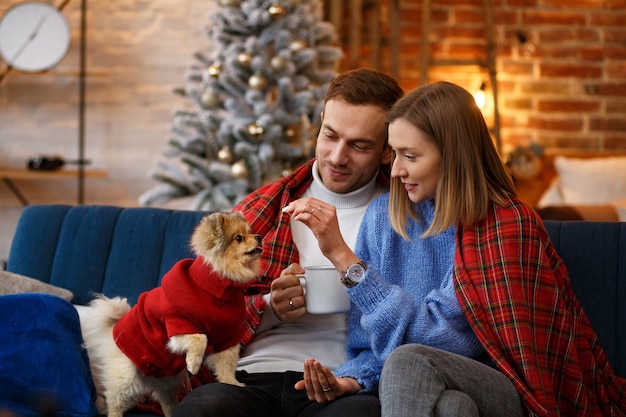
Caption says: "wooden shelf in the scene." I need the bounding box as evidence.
[0,168,108,206]
[0,168,107,179]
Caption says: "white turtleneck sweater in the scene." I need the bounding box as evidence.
[237,161,386,373]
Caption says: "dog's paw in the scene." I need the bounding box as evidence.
[186,353,204,375]
[167,334,207,375]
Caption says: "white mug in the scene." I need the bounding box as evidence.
[297,265,350,314]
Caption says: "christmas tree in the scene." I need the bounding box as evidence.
[139,0,343,211]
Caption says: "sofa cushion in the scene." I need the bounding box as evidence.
[0,270,73,301]
[611,197,626,222]
[0,293,97,417]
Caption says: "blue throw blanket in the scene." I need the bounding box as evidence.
[0,293,96,417]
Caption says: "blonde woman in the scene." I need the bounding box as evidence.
[290,81,626,416]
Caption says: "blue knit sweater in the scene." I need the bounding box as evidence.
[334,193,485,392]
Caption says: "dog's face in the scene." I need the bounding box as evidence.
[190,211,263,284]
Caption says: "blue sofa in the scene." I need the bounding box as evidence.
[3,204,209,417]
[2,204,625,416]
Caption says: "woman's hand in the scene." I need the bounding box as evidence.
[270,264,306,321]
[294,358,362,403]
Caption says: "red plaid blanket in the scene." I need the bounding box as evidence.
[454,197,626,416]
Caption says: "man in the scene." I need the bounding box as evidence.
[173,68,403,417]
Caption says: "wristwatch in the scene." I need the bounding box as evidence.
[341,260,367,288]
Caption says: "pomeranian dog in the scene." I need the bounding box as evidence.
[79,211,262,417]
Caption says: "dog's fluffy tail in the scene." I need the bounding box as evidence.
[86,295,131,325]
[78,295,132,414]
[79,294,131,350]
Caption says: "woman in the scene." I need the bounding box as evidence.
[289,81,626,416]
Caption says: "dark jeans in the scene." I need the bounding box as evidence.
[173,371,380,417]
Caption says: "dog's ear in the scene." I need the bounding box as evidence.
[190,212,228,256]
[231,211,246,223]
[206,212,228,242]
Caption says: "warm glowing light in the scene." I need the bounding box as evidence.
[474,82,486,109]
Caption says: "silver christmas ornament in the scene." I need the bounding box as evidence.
[200,91,220,109]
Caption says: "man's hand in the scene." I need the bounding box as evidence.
[294,358,362,403]
[270,263,306,321]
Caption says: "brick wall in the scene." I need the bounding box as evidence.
[332,0,626,155]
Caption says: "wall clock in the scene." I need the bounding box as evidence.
[0,1,71,72]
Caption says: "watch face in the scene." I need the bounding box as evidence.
[0,2,71,72]
[347,263,366,281]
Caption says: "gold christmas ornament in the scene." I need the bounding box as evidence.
[290,39,307,53]
[285,127,298,143]
[286,128,300,143]
[268,4,286,18]
[237,52,252,67]
[248,73,268,90]
[200,91,220,109]
[218,0,241,6]
[231,160,249,179]
[217,146,233,163]
[247,123,265,140]
[270,56,287,71]
[208,63,222,78]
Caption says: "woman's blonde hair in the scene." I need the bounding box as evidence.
[387,81,516,239]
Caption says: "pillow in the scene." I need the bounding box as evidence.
[0,270,73,301]
[554,156,626,205]
[610,197,626,222]
[0,293,97,417]
[536,179,565,208]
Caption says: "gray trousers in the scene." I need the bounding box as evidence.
[379,344,527,417]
